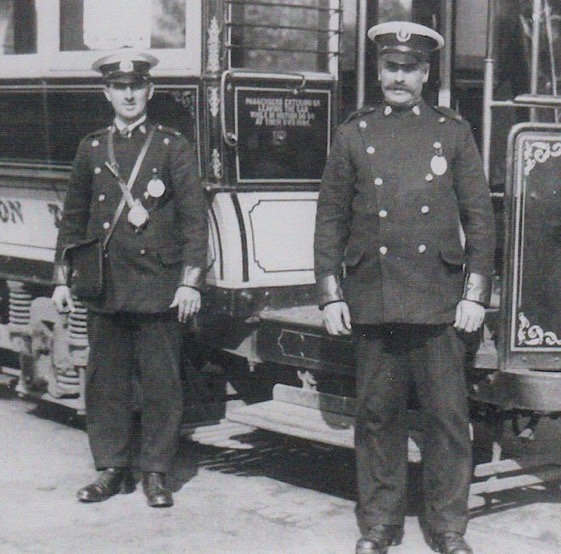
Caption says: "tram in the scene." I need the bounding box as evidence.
[1,0,561,467]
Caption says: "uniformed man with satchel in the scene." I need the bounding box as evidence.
[51,50,208,508]
[314,22,496,554]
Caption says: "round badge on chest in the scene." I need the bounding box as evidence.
[430,155,447,176]
[147,178,166,198]
[128,202,150,229]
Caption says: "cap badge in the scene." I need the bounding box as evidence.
[119,60,134,73]
[396,28,411,43]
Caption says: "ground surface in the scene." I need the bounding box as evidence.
[1,384,561,553]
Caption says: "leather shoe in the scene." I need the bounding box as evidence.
[428,531,473,554]
[77,468,135,502]
[356,524,404,554]
[142,472,173,508]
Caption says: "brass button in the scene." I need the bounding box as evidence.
[140,248,146,255]
[374,177,383,186]
[384,106,392,116]
[367,146,376,154]
[91,139,99,147]
[433,141,442,149]
[103,222,110,230]
[359,121,367,129]
[421,205,429,214]
[379,246,388,255]
[98,194,106,202]
[418,244,427,253]
[425,174,434,182]
[379,210,388,218]
[94,167,101,174]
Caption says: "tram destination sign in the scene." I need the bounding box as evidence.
[234,87,331,183]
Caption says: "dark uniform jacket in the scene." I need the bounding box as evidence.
[314,101,495,325]
[55,120,208,314]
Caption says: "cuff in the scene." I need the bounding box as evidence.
[463,272,492,307]
[52,262,70,286]
[317,275,344,308]
[178,265,205,289]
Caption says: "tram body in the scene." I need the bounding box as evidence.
[1,0,561,452]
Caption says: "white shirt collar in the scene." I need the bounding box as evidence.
[114,114,147,134]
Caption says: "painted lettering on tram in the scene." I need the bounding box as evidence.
[0,199,23,224]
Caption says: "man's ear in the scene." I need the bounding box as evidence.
[422,63,430,83]
[103,85,112,101]
[148,82,155,100]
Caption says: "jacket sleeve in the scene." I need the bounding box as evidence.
[453,121,496,304]
[168,134,209,272]
[53,137,94,273]
[314,125,355,283]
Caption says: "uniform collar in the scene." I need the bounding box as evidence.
[382,100,424,117]
[113,114,148,137]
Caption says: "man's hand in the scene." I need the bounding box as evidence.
[170,286,201,323]
[454,299,485,333]
[322,301,352,335]
[51,285,75,313]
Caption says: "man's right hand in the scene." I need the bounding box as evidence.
[51,285,75,313]
[322,301,352,335]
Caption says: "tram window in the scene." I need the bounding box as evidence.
[0,0,36,55]
[228,0,339,73]
[378,0,412,21]
[60,0,186,51]
[455,0,487,72]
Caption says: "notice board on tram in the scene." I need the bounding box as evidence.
[503,123,561,369]
[234,86,331,184]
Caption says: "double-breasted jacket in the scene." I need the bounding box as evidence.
[314,101,496,325]
[55,120,208,314]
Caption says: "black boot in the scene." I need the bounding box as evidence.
[429,531,473,554]
[142,472,173,508]
[355,524,404,554]
[77,468,135,502]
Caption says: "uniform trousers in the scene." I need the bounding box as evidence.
[86,311,184,473]
[354,323,471,535]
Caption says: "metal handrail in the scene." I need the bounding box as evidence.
[225,21,336,34]
[225,0,341,13]
[227,44,340,56]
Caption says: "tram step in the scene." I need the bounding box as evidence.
[182,419,256,450]
[227,384,422,460]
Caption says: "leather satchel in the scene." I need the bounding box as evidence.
[64,238,104,300]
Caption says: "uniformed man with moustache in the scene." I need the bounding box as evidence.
[314,22,495,554]
[51,50,208,508]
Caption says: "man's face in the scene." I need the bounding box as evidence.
[378,57,429,107]
[103,80,154,124]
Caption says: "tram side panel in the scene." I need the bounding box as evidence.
[0,79,337,415]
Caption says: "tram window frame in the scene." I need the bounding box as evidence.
[51,0,201,77]
[0,0,41,76]
[226,0,341,78]
[0,0,202,79]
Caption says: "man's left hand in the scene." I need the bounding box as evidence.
[170,286,201,323]
[454,299,485,333]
